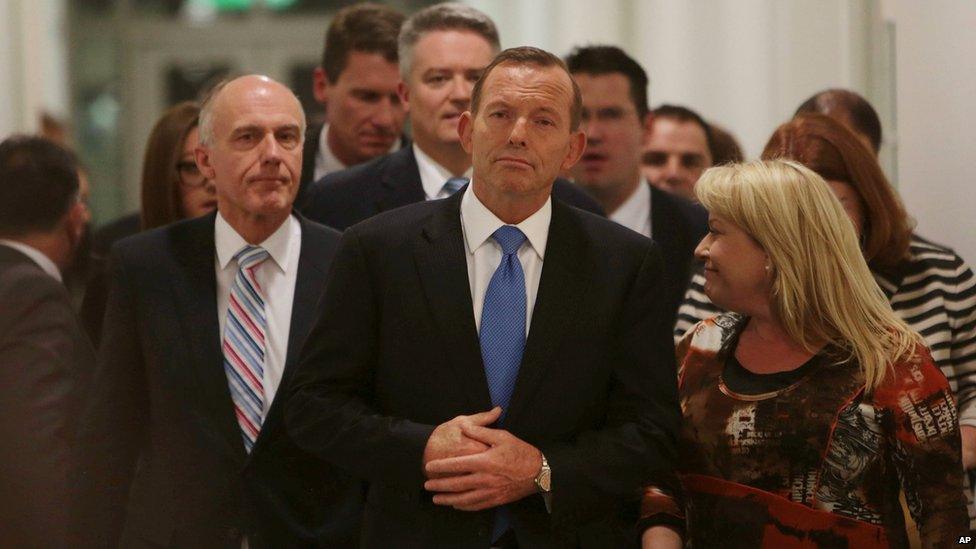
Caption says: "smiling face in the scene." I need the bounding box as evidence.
[694,214,770,315]
[402,30,496,151]
[314,51,405,166]
[196,76,303,228]
[570,72,649,206]
[459,62,585,212]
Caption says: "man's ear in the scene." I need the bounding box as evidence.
[195,145,217,181]
[458,111,474,154]
[312,67,331,106]
[397,81,410,113]
[560,130,587,171]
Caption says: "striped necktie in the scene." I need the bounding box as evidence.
[442,176,469,196]
[222,245,270,453]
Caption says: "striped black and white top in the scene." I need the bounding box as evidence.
[674,232,976,524]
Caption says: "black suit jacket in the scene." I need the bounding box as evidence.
[297,121,410,212]
[299,145,605,230]
[71,213,361,548]
[285,190,680,548]
[648,185,708,322]
[0,245,94,548]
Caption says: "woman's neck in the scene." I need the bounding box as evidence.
[735,316,820,374]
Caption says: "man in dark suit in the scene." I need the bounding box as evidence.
[566,46,708,322]
[72,75,359,547]
[286,47,683,548]
[298,3,407,208]
[0,135,94,548]
[301,3,603,230]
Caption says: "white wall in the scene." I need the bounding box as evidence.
[881,0,976,263]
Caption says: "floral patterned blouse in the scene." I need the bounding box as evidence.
[650,313,968,548]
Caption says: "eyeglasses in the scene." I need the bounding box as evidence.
[177,161,208,187]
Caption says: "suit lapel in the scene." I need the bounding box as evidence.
[650,185,678,251]
[505,200,590,427]
[376,147,426,213]
[413,192,493,411]
[251,215,331,457]
[170,214,247,463]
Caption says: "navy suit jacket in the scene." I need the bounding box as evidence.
[71,213,361,548]
[299,145,605,230]
[648,185,708,322]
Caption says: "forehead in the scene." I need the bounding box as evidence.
[573,72,633,108]
[412,29,495,69]
[482,63,573,110]
[214,82,302,132]
[649,118,709,152]
[336,50,400,87]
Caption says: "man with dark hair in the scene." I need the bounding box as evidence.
[0,135,94,548]
[566,45,707,322]
[286,46,682,548]
[302,2,602,230]
[642,104,714,201]
[72,76,360,547]
[795,88,882,154]
[299,3,407,205]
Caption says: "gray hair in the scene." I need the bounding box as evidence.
[397,2,500,80]
[197,75,306,146]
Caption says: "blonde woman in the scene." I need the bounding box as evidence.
[640,160,966,548]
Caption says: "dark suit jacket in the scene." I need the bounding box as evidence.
[648,185,708,322]
[285,190,681,548]
[80,212,142,346]
[299,145,605,230]
[71,213,361,548]
[297,121,410,212]
[0,245,94,548]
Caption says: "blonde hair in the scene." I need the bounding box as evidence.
[696,159,919,391]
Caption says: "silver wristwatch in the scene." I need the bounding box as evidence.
[534,453,551,493]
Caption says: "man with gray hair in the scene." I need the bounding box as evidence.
[302,2,603,229]
[72,75,360,547]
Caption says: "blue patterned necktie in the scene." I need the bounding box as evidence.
[222,245,270,453]
[442,176,469,196]
[479,226,527,542]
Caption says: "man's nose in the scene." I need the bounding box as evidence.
[448,75,472,106]
[508,117,529,146]
[372,97,399,130]
[259,133,282,162]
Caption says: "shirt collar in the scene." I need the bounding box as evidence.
[460,182,551,260]
[214,211,298,273]
[0,239,62,282]
[317,123,348,176]
[608,176,651,236]
[414,143,473,200]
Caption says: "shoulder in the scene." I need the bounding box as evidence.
[652,187,708,230]
[904,233,971,273]
[682,313,741,355]
[110,214,212,265]
[874,342,952,404]
[551,178,605,216]
[0,254,71,333]
[305,149,409,204]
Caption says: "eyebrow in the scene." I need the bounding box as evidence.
[230,123,301,135]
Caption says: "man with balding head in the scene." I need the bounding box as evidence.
[287,48,681,548]
[72,75,359,547]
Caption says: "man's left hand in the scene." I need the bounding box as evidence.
[424,423,542,511]
[962,425,976,470]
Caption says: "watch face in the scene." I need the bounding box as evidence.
[539,469,551,492]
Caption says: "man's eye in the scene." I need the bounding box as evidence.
[643,152,667,166]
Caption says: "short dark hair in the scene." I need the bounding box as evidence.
[565,45,649,119]
[795,88,882,154]
[652,104,716,158]
[471,46,583,131]
[0,135,79,237]
[321,3,404,83]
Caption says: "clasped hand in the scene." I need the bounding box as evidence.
[422,406,542,511]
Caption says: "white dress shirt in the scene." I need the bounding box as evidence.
[608,177,652,239]
[460,184,550,335]
[415,143,473,201]
[214,212,301,416]
[313,123,401,181]
[0,239,61,282]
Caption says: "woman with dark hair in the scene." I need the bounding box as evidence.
[643,159,966,547]
[81,101,215,344]
[675,112,976,525]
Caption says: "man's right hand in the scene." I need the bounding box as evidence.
[423,407,501,479]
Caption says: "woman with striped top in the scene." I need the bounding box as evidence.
[674,113,976,525]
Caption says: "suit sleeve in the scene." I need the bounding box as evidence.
[542,243,682,524]
[70,247,149,547]
[0,275,76,547]
[285,229,435,488]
